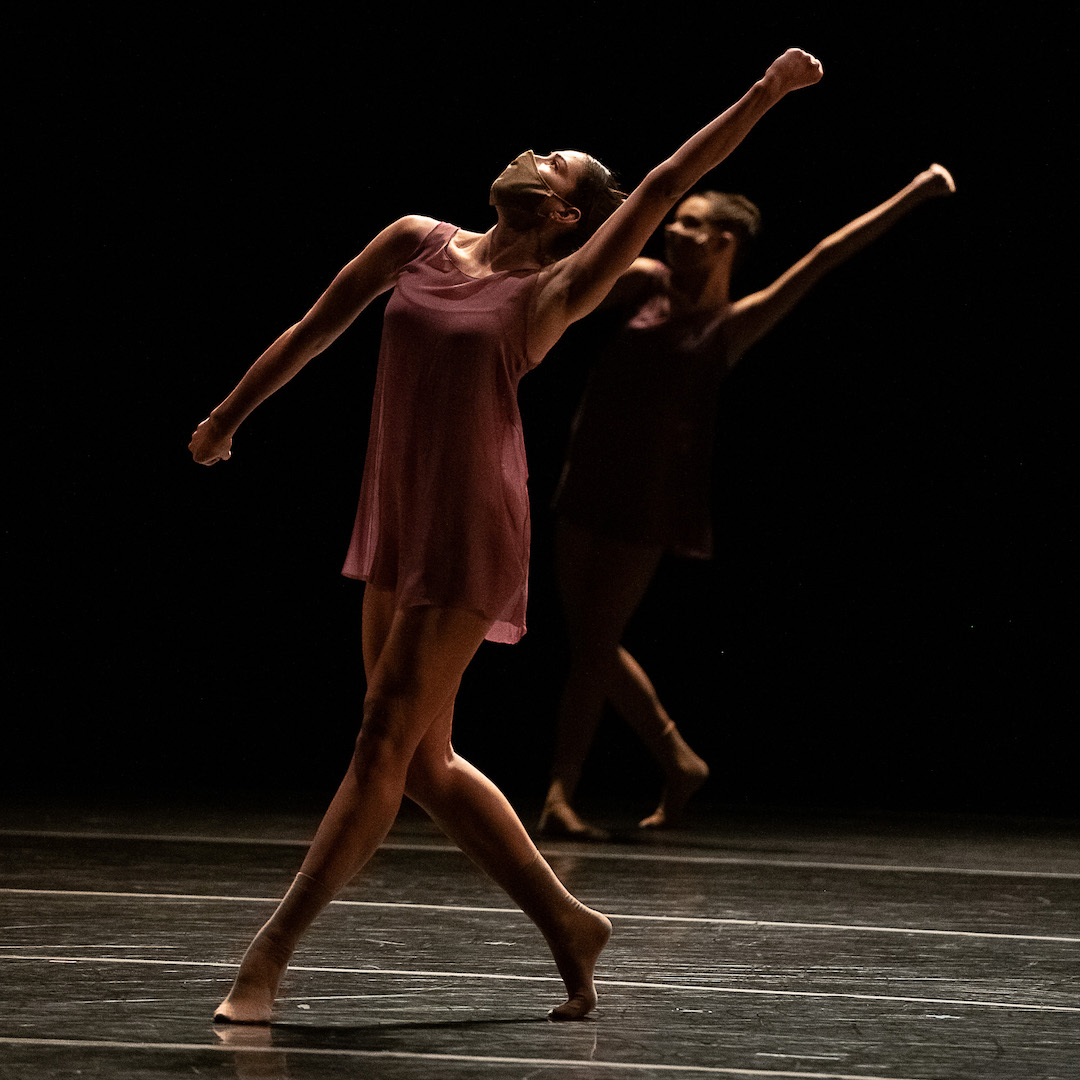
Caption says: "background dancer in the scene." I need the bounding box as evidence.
[540,164,956,839]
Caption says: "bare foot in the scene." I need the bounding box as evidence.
[639,754,709,829]
[213,934,291,1024]
[213,872,333,1025]
[545,899,612,1020]
[538,801,611,842]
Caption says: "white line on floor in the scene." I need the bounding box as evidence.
[0,953,1076,1014]
[2,887,1076,944]
[0,1037,933,1080]
[2,828,1076,879]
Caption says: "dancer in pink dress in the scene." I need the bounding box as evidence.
[189,47,823,1022]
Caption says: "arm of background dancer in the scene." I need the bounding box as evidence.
[536,49,824,339]
[721,165,956,364]
[188,215,436,466]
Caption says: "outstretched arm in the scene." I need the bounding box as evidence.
[532,48,823,351]
[722,164,956,362]
[188,215,437,465]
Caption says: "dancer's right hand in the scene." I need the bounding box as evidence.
[765,48,824,94]
[919,163,957,198]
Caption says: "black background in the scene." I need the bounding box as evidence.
[8,6,1074,818]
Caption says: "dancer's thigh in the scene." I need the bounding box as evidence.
[555,520,663,651]
[361,588,492,744]
[361,584,398,682]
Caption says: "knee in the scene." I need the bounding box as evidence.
[567,641,620,686]
[352,694,416,775]
[403,743,455,806]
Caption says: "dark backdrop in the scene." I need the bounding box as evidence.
[8,6,1074,818]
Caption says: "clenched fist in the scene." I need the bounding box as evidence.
[189,416,233,466]
[765,48,824,94]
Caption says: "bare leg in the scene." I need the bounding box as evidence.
[214,872,334,1023]
[406,706,611,1019]
[215,588,490,1024]
[609,648,710,828]
[543,520,706,834]
[540,522,659,837]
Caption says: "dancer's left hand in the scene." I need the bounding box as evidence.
[189,416,233,465]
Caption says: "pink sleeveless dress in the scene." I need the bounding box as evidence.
[342,222,542,644]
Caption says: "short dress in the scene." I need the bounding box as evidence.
[554,291,733,559]
[342,222,542,644]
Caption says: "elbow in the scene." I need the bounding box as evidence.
[637,166,687,210]
[811,238,843,270]
[287,320,335,360]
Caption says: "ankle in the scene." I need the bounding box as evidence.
[294,871,335,902]
[544,778,578,807]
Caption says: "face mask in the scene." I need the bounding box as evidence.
[489,150,577,216]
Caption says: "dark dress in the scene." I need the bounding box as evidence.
[554,286,734,559]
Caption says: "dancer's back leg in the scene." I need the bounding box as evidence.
[545,521,708,832]
[404,701,611,1019]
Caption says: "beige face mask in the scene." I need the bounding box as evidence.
[489,150,578,216]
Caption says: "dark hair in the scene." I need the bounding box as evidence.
[693,191,762,248]
[549,153,627,259]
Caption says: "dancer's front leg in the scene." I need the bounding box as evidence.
[213,871,335,1024]
[214,727,414,1024]
[540,666,610,840]
[215,597,491,1024]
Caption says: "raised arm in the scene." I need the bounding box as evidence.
[188,215,437,465]
[723,165,956,362]
[532,48,823,350]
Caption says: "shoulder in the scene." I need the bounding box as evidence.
[599,257,669,311]
[350,216,452,283]
[328,217,447,298]
[376,215,444,258]
[389,214,442,236]
[628,256,668,281]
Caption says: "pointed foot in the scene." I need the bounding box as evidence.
[639,757,710,829]
[548,991,598,1021]
[213,995,274,1025]
[537,805,611,842]
[546,902,611,1021]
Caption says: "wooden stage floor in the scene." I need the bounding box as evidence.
[1,798,1077,1079]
